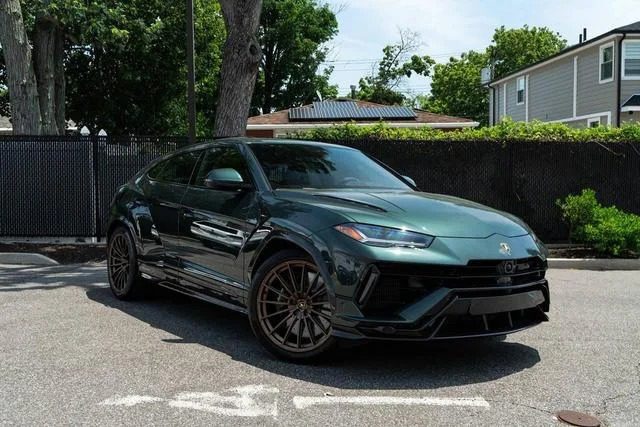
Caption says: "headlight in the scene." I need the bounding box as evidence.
[334,223,434,248]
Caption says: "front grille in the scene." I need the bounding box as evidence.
[359,257,547,316]
[435,306,547,338]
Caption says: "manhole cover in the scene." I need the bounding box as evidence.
[556,410,600,427]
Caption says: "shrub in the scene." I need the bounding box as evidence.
[557,189,640,256]
[294,118,640,143]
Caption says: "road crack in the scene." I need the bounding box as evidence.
[595,362,640,419]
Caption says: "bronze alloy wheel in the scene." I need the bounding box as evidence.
[108,233,131,294]
[256,260,332,353]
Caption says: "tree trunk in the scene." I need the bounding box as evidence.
[0,0,42,134]
[53,27,66,134]
[214,0,263,137]
[33,15,60,135]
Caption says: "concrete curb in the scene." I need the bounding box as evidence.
[0,252,59,266]
[548,257,640,271]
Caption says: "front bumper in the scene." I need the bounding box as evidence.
[329,256,550,341]
[333,280,549,341]
[317,229,551,341]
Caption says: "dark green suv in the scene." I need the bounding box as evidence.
[107,138,550,361]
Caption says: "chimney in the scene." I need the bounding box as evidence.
[579,34,583,44]
[350,85,357,99]
[583,28,587,42]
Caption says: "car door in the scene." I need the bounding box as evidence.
[142,149,201,266]
[177,144,260,304]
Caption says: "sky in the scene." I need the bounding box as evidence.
[322,0,640,97]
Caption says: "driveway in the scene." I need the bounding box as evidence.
[0,264,638,426]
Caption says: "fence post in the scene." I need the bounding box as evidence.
[91,135,101,241]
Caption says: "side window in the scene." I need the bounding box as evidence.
[600,43,614,83]
[147,151,201,185]
[516,76,525,105]
[193,146,252,188]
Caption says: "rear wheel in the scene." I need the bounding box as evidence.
[249,250,335,361]
[107,226,145,300]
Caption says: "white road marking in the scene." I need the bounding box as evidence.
[101,396,165,407]
[100,385,279,417]
[292,395,491,410]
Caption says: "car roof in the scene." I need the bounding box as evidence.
[177,137,357,153]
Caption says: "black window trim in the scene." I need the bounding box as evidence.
[146,147,204,187]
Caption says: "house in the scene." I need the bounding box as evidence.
[488,21,640,128]
[0,115,78,135]
[246,99,479,138]
[0,115,11,135]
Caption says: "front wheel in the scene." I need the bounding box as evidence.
[249,250,336,361]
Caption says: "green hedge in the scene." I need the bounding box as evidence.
[295,118,640,142]
[557,189,640,256]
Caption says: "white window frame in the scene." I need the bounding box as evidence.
[516,76,525,105]
[622,39,640,80]
[587,117,601,128]
[599,42,615,84]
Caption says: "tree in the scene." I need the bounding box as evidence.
[0,0,131,134]
[357,30,434,105]
[0,47,7,118]
[0,0,42,134]
[488,25,567,80]
[252,0,338,115]
[214,0,263,137]
[423,50,489,125]
[424,25,566,125]
[0,0,225,136]
[65,0,225,135]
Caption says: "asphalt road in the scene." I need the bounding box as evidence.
[0,263,638,426]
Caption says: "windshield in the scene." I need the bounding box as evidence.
[249,143,411,190]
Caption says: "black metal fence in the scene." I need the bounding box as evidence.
[1,135,639,242]
[0,136,189,238]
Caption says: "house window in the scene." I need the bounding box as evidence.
[588,117,601,128]
[599,43,614,83]
[516,76,525,105]
[623,40,640,79]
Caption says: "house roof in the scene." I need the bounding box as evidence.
[490,20,640,85]
[621,94,640,112]
[247,99,477,128]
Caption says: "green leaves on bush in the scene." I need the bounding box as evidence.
[557,189,640,256]
[295,118,640,143]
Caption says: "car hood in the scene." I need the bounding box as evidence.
[276,189,530,238]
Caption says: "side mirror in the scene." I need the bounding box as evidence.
[402,175,417,187]
[204,168,251,191]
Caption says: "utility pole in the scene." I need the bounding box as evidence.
[186,0,196,144]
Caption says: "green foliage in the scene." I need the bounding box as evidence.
[424,26,566,125]
[295,118,640,143]
[64,0,225,135]
[357,30,434,105]
[558,189,640,256]
[422,50,489,125]
[252,0,338,114]
[488,25,567,80]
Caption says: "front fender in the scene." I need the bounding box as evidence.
[246,226,337,305]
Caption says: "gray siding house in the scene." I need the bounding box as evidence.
[488,21,640,128]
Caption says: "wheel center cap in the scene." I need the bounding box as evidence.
[297,300,307,310]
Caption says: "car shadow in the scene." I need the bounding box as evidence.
[86,286,541,390]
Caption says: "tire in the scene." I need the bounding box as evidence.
[248,249,336,362]
[107,226,146,300]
